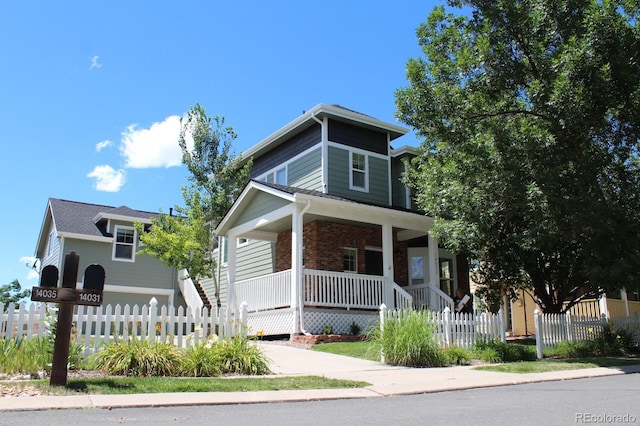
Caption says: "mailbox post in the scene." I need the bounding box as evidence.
[31,251,105,386]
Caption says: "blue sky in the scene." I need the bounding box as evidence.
[0,0,441,293]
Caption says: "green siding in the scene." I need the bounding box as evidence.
[288,147,322,191]
[327,146,389,205]
[232,192,290,227]
[204,240,275,309]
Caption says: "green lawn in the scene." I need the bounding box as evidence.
[4,375,370,396]
[474,357,640,373]
[309,340,380,361]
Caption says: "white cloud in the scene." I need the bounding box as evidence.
[90,55,102,70]
[87,165,126,192]
[95,140,112,152]
[19,256,39,282]
[119,115,183,168]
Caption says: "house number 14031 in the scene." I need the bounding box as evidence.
[78,292,101,304]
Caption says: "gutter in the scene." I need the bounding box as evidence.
[297,199,312,336]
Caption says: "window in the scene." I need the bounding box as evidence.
[350,152,367,191]
[260,166,287,185]
[113,226,136,261]
[47,231,56,257]
[439,258,453,296]
[238,237,249,247]
[275,167,286,184]
[343,248,357,273]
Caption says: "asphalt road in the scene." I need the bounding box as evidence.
[3,374,638,426]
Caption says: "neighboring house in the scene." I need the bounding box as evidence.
[204,104,470,336]
[34,198,192,309]
[502,288,640,337]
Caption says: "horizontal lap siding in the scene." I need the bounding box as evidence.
[251,124,321,178]
[327,146,389,205]
[62,240,174,290]
[288,147,322,191]
[233,192,290,226]
[207,240,275,309]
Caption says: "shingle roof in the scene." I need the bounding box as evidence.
[49,198,159,237]
[255,180,417,214]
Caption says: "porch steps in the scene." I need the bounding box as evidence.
[193,279,213,309]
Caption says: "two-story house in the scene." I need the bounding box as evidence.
[34,198,189,308]
[204,104,470,336]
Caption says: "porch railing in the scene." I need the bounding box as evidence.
[177,269,204,310]
[304,269,385,309]
[405,283,454,312]
[234,270,291,312]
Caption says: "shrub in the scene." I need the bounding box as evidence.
[93,337,183,377]
[180,338,222,377]
[322,325,334,335]
[472,339,536,362]
[0,337,85,375]
[213,335,271,375]
[441,346,472,365]
[370,309,446,367]
[349,322,362,336]
[546,340,597,358]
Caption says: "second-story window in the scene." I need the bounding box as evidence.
[260,166,287,185]
[113,226,136,262]
[350,152,368,191]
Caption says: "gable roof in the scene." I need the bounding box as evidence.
[35,198,159,255]
[215,180,433,237]
[241,103,409,163]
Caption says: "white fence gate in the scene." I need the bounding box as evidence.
[1,300,246,361]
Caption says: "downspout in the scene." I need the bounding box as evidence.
[298,199,312,335]
[310,111,327,193]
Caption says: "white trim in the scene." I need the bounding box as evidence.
[56,232,113,243]
[342,247,358,273]
[391,145,419,157]
[321,116,329,193]
[103,284,174,306]
[327,141,388,161]
[387,133,392,206]
[242,104,408,162]
[112,225,136,263]
[226,203,297,239]
[255,145,321,184]
[349,151,369,193]
[93,212,153,225]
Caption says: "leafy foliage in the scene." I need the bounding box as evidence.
[473,339,537,362]
[136,104,252,307]
[0,279,31,304]
[396,0,640,313]
[369,309,446,367]
[213,335,271,375]
[93,337,184,377]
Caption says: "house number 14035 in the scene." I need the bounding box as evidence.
[34,288,58,299]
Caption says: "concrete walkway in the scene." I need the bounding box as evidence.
[1,342,638,412]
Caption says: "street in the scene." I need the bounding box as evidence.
[2,374,638,426]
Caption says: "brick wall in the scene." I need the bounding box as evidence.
[275,220,409,286]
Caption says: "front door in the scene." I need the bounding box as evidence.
[365,249,383,276]
[407,247,429,286]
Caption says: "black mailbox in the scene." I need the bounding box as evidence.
[40,265,59,288]
[83,264,106,291]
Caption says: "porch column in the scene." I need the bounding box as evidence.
[291,204,304,334]
[226,234,238,313]
[382,223,394,307]
[427,231,440,310]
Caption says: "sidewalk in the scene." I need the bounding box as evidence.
[1,342,638,412]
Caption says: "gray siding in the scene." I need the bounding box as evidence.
[233,192,290,227]
[41,222,61,270]
[327,146,389,206]
[61,239,176,291]
[251,124,321,178]
[288,147,323,191]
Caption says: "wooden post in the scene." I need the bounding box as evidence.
[534,309,543,360]
[50,251,79,386]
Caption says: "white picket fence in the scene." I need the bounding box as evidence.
[533,309,640,359]
[1,300,246,361]
[380,305,506,349]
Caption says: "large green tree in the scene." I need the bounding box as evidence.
[396,0,640,313]
[137,104,252,307]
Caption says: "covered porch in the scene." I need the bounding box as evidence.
[216,181,456,336]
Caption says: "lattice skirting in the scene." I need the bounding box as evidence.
[246,309,295,336]
[302,309,378,335]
